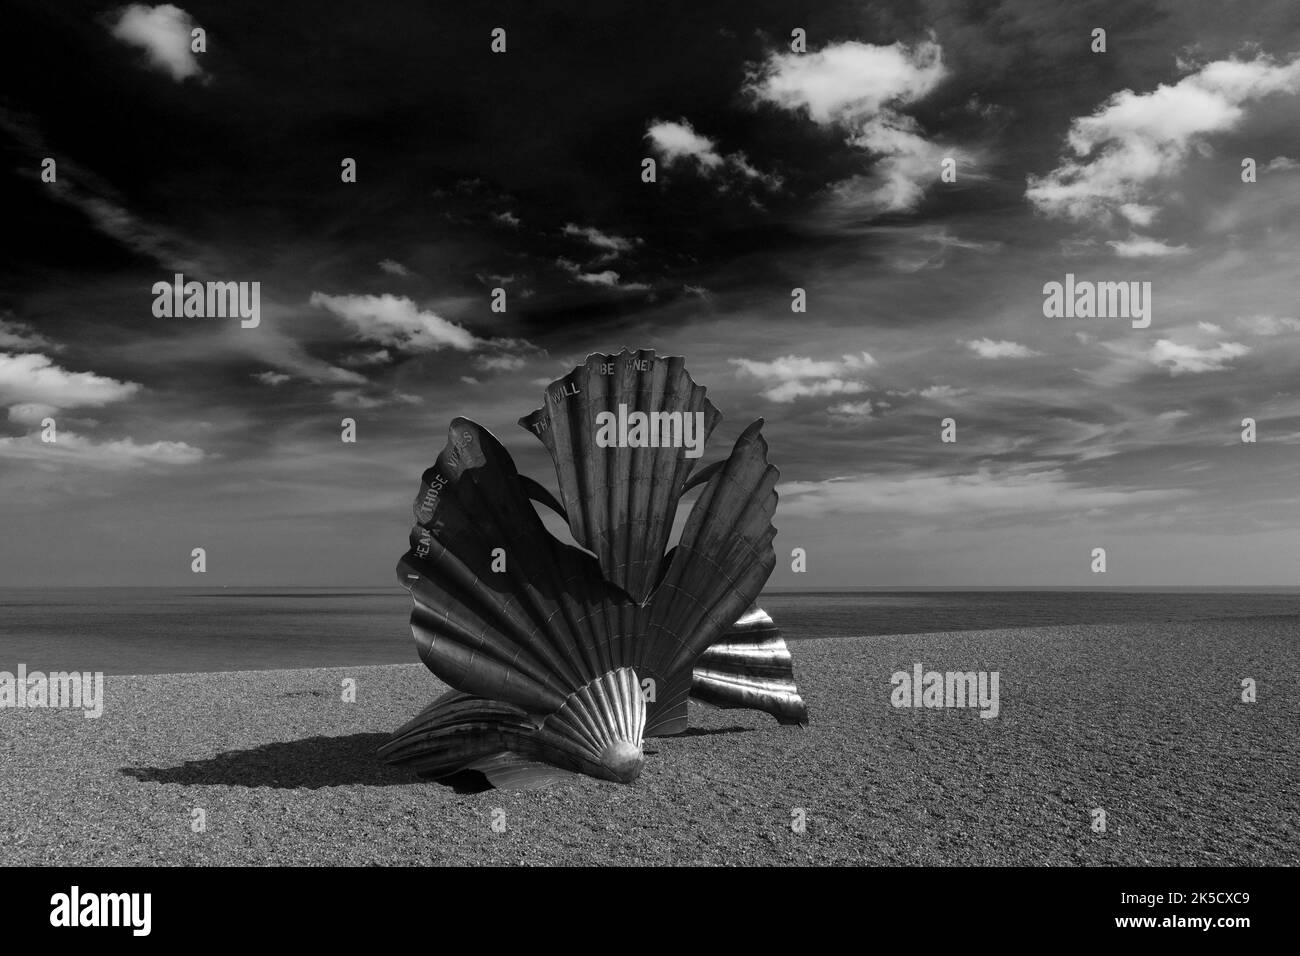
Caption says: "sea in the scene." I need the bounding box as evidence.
[0,587,1297,676]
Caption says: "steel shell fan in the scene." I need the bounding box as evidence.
[380,349,808,788]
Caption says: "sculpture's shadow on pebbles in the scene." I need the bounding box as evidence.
[671,725,753,738]
[122,733,416,789]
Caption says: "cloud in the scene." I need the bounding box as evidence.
[1145,338,1249,374]
[1105,236,1192,258]
[577,271,647,291]
[555,258,649,292]
[1026,53,1300,230]
[730,352,875,402]
[237,326,368,386]
[827,400,875,421]
[76,195,203,270]
[308,292,481,352]
[0,430,204,468]
[493,211,521,228]
[964,338,1040,359]
[254,371,291,386]
[562,223,641,259]
[1265,156,1299,171]
[1197,321,1224,334]
[877,225,1001,271]
[745,38,959,213]
[763,379,869,402]
[1236,314,1300,335]
[0,352,201,468]
[108,4,206,82]
[473,354,526,372]
[340,349,391,367]
[644,119,782,189]
[329,389,422,409]
[645,119,725,170]
[745,39,946,124]
[777,468,1183,519]
[1,108,207,272]
[0,352,140,410]
[330,391,386,410]
[7,403,58,425]
[1118,203,1160,227]
[919,385,965,400]
[378,259,411,277]
[0,318,57,352]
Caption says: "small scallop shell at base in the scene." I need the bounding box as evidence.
[380,667,647,787]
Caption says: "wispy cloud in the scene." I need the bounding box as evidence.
[964,338,1039,359]
[1144,338,1249,374]
[309,292,483,352]
[339,349,392,367]
[919,385,966,400]
[0,430,205,468]
[644,118,782,190]
[1106,236,1192,258]
[473,354,526,372]
[329,389,421,410]
[561,223,641,260]
[778,467,1185,519]
[1236,314,1300,335]
[827,400,876,421]
[0,110,207,272]
[0,318,58,352]
[555,258,649,292]
[730,351,876,402]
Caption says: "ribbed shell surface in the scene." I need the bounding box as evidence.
[380,668,647,785]
[518,349,721,605]
[690,606,810,726]
[396,416,778,739]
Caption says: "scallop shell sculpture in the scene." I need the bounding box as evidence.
[380,349,807,788]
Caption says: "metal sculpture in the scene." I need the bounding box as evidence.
[380,349,807,788]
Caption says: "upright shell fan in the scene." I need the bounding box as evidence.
[381,349,807,789]
[518,350,721,604]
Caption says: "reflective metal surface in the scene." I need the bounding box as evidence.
[691,606,809,726]
[382,350,808,788]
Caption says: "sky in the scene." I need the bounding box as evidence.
[2,0,1299,588]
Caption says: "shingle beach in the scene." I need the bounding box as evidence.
[2,621,1295,866]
